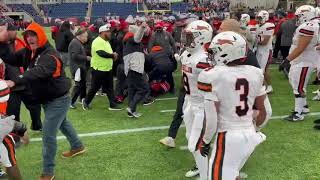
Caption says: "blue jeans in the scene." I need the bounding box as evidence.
[42,94,83,176]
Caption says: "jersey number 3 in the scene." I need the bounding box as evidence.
[235,78,249,116]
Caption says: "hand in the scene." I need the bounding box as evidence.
[21,131,30,145]
[316,45,320,50]
[113,52,119,61]
[86,56,91,61]
[199,142,210,157]
[5,80,15,88]
[174,53,180,62]
[279,59,290,71]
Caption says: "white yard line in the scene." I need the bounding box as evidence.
[160,110,176,113]
[30,112,320,142]
[156,97,178,101]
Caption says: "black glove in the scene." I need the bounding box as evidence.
[279,59,290,71]
[13,121,27,137]
[199,142,210,157]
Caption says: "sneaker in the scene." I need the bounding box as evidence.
[312,94,320,101]
[127,108,142,118]
[283,112,304,122]
[38,175,55,180]
[62,146,86,158]
[266,85,273,94]
[314,124,320,130]
[185,166,199,178]
[159,137,176,148]
[312,89,320,94]
[82,99,90,110]
[0,169,7,178]
[108,105,123,111]
[70,103,76,109]
[143,98,155,106]
[79,98,85,104]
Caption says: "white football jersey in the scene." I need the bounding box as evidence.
[181,48,210,103]
[0,116,15,142]
[290,19,320,67]
[256,22,275,51]
[198,65,265,131]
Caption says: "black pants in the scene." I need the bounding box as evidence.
[168,88,186,138]
[71,69,87,105]
[273,36,281,58]
[7,92,42,130]
[85,69,116,108]
[280,46,290,60]
[127,71,148,112]
[115,64,128,97]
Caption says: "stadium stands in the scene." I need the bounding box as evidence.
[91,2,136,18]
[7,4,43,23]
[0,4,9,13]
[45,3,88,19]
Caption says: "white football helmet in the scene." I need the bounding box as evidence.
[295,5,316,25]
[208,31,247,66]
[240,14,250,28]
[182,20,213,51]
[257,10,269,24]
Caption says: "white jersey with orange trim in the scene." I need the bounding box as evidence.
[256,22,275,51]
[290,19,320,67]
[181,48,211,103]
[0,115,15,142]
[198,65,265,131]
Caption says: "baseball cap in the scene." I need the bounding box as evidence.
[99,24,111,33]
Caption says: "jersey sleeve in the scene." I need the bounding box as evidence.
[256,69,266,96]
[298,22,317,37]
[197,68,218,101]
[262,23,275,36]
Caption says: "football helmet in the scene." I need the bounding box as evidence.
[256,10,269,24]
[240,13,250,28]
[208,31,247,66]
[295,5,316,26]
[182,20,213,51]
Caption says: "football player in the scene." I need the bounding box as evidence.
[180,20,213,179]
[197,31,268,180]
[282,5,318,121]
[256,10,275,94]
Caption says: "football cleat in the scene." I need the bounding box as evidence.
[283,112,304,122]
[185,166,199,178]
[159,137,176,148]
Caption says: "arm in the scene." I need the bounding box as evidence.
[168,32,178,53]
[96,50,114,59]
[287,35,312,61]
[134,26,146,43]
[148,34,155,52]
[254,94,267,127]
[203,99,218,144]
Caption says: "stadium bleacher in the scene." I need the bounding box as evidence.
[7,4,43,23]
[45,3,88,19]
[91,2,137,19]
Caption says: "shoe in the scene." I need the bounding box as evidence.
[38,175,55,180]
[314,119,320,124]
[79,98,85,104]
[115,96,124,103]
[314,124,320,130]
[0,169,7,178]
[108,105,123,111]
[312,94,320,101]
[312,89,320,94]
[62,146,86,158]
[266,85,273,94]
[239,172,248,179]
[82,99,90,110]
[312,79,320,85]
[143,98,155,106]
[159,137,176,148]
[185,166,199,178]
[127,108,142,118]
[283,112,304,122]
[70,103,76,109]
[303,105,310,114]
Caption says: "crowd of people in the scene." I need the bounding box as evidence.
[1,1,320,179]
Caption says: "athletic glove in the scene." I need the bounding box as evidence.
[279,59,290,71]
[199,142,210,157]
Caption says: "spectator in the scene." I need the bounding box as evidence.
[55,21,74,66]
[82,24,122,111]
[4,22,85,180]
[123,23,153,118]
[5,18,42,131]
[145,45,175,93]
[148,21,178,55]
[68,28,90,108]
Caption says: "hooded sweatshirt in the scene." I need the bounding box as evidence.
[6,22,71,104]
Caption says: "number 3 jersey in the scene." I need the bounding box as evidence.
[181,48,211,103]
[198,65,265,131]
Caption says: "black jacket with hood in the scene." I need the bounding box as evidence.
[3,22,71,104]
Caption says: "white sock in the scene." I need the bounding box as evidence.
[295,97,304,114]
[302,97,307,108]
[193,151,208,180]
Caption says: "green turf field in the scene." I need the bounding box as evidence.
[13,28,320,180]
